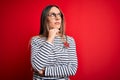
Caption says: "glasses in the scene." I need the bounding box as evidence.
[47,13,61,18]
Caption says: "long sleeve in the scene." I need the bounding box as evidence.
[45,37,78,77]
[31,37,54,71]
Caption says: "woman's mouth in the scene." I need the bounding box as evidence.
[55,22,60,25]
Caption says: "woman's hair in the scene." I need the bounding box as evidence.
[39,5,65,37]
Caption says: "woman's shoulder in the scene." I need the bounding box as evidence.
[66,35,76,43]
[30,35,45,42]
[31,35,45,39]
[66,35,76,45]
[30,35,40,40]
[32,35,40,39]
[66,35,74,40]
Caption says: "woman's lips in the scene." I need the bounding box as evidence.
[55,22,60,25]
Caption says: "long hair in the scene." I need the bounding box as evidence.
[39,5,65,37]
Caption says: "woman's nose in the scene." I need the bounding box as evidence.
[55,15,61,20]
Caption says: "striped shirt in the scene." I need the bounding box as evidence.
[31,35,78,79]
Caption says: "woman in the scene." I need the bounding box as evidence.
[31,5,78,80]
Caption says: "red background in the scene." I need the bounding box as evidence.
[0,0,120,80]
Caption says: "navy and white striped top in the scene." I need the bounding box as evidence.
[31,35,78,78]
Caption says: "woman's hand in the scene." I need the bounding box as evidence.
[39,68,45,77]
[46,28,59,43]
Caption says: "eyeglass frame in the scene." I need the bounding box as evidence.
[47,13,62,18]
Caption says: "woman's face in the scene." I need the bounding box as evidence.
[47,7,62,30]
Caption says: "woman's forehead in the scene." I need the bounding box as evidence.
[49,7,60,13]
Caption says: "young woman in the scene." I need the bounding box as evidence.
[31,5,78,80]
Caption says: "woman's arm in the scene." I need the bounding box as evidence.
[44,37,78,77]
[31,36,78,77]
[31,37,54,71]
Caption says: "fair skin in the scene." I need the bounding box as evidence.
[46,7,62,43]
[39,7,62,75]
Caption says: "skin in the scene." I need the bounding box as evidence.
[46,7,62,43]
[47,7,62,30]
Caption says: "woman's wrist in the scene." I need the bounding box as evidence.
[46,38,54,43]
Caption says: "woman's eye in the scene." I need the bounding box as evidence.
[58,13,61,16]
[48,13,55,17]
[48,13,61,18]
[51,13,55,16]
